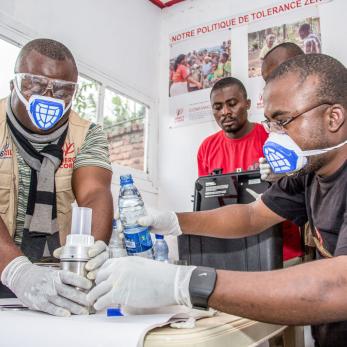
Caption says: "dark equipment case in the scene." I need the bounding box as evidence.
[178,170,283,271]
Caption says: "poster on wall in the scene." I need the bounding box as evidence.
[247,5,322,121]
[169,19,232,128]
[168,0,331,127]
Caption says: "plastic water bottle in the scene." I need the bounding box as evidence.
[107,219,127,317]
[153,234,169,262]
[109,219,127,258]
[118,174,154,259]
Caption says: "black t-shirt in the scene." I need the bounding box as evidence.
[261,160,347,347]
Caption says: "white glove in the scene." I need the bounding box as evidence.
[115,208,182,236]
[259,157,272,181]
[86,257,196,311]
[1,256,92,317]
[54,240,109,280]
[138,208,182,236]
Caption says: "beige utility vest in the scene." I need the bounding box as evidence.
[0,98,91,245]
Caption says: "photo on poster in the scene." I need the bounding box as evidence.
[169,40,231,97]
[169,20,232,128]
[248,16,321,78]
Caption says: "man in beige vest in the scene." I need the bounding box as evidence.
[0,38,113,317]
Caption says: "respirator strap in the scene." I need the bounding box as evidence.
[300,140,347,157]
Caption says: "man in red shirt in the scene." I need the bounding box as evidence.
[197,77,268,176]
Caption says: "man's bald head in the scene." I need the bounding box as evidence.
[15,38,78,77]
[261,42,304,82]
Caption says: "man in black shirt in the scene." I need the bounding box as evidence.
[88,54,347,347]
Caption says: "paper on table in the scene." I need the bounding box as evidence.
[122,305,217,345]
[0,299,213,347]
[0,298,28,310]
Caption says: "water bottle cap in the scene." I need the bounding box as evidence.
[120,174,134,186]
[107,308,123,316]
[112,219,117,228]
[155,234,164,240]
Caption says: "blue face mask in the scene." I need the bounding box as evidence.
[263,132,347,174]
[14,81,71,130]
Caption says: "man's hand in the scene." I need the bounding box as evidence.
[85,240,109,280]
[259,157,272,181]
[1,256,92,316]
[87,257,196,310]
[115,208,182,236]
[138,209,182,236]
[54,240,109,280]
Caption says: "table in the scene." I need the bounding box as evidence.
[145,312,304,347]
[0,304,303,347]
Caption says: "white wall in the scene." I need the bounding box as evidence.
[0,0,162,206]
[0,0,161,101]
[157,0,347,258]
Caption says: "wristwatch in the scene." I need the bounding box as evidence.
[188,266,217,310]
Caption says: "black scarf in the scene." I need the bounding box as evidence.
[6,98,68,260]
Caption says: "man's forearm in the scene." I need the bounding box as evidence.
[208,256,347,325]
[0,217,22,274]
[78,188,113,242]
[177,199,284,238]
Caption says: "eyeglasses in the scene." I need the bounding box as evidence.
[14,73,78,102]
[261,102,333,133]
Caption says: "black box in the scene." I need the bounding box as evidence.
[178,170,283,271]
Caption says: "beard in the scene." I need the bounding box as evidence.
[223,125,241,134]
[221,118,243,134]
[294,119,331,176]
[294,154,327,176]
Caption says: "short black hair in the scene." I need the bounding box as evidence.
[267,53,347,108]
[299,23,311,33]
[263,42,304,61]
[174,54,185,71]
[15,38,77,75]
[210,77,247,99]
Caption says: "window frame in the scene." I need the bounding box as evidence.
[0,27,158,194]
[73,73,101,124]
[102,85,150,177]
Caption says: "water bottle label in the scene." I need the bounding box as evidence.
[124,226,153,254]
[124,239,136,248]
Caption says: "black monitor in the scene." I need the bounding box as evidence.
[178,170,283,271]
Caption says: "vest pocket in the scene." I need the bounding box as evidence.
[55,175,75,244]
[56,175,74,213]
[0,173,11,213]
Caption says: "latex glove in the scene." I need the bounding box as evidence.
[138,208,182,236]
[1,256,92,317]
[259,157,272,181]
[54,240,109,280]
[87,257,196,311]
[115,208,182,236]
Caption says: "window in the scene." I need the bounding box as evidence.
[103,88,148,172]
[0,38,20,99]
[72,75,100,123]
[0,35,153,182]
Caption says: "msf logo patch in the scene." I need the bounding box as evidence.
[60,143,76,169]
[0,143,12,159]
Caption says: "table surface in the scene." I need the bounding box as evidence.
[0,302,287,347]
[145,312,287,347]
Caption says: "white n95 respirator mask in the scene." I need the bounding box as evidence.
[263,132,347,174]
[14,80,72,131]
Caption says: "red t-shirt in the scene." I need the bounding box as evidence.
[197,123,303,260]
[172,64,188,83]
[197,123,268,176]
